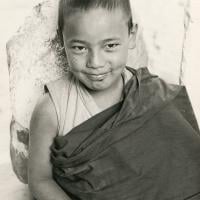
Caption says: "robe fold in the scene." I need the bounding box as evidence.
[51,67,200,200]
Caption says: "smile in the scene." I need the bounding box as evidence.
[85,72,109,81]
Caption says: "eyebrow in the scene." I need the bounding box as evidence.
[67,37,121,45]
[67,39,89,45]
[102,38,121,43]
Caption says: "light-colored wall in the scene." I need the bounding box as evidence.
[131,0,187,83]
[0,0,41,163]
[183,0,200,125]
[0,0,41,198]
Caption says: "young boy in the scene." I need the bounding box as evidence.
[28,0,200,200]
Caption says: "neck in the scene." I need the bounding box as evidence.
[88,76,124,111]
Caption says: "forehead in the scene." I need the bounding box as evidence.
[62,7,129,42]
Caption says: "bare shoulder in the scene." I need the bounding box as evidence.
[29,93,58,182]
[30,92,58,137]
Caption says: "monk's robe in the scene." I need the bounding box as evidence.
[50,67,200,200]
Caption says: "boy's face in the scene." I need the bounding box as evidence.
[63,7,135,91]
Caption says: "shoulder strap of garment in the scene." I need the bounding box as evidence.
[44,73,99,136]
[44,73,72,136]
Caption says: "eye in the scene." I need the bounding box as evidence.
[105,43,120,51]
[71,46,88,54]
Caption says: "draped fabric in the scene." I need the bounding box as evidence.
[51,67,200,200]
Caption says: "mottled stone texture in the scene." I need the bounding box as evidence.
[10,118,29,183]
[7,0,66,183]
[7,0,189,183]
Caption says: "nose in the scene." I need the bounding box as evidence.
[86,49,104,69]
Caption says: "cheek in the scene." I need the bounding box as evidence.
[66,51,86,71]
[109,48,129,68]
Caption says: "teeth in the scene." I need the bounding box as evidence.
[94,75,104,78]
[87,73,108,81]
[91,74,104,79]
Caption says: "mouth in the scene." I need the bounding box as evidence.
[85,72,110,81]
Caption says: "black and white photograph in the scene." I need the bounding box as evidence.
[0,0,200,199]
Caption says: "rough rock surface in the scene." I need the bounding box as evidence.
[7,0,189,183]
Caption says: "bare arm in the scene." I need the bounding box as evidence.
[28,93,71,200]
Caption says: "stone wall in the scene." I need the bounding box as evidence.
[7,0,191,183]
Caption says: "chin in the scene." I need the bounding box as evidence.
[86,83,109,91]
[83,79,112,91]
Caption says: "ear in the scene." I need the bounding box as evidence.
[128,23,138,49]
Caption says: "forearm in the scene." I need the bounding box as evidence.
[29,178,72,200]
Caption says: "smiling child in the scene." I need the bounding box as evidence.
[28,1,200,200]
